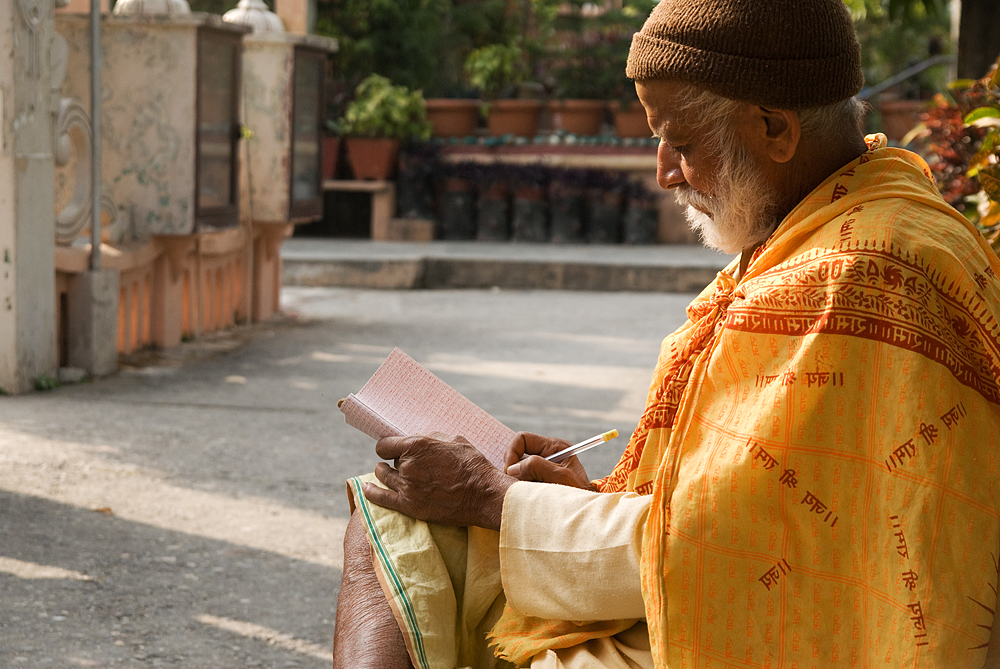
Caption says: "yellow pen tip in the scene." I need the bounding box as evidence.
[603,429,619,441]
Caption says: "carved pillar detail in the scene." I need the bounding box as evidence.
[15,0,44,81]
[52,17,118,246]
[54,97,93,244]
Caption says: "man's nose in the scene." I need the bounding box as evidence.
[656,142,684,190]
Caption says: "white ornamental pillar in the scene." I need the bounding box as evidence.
[0,0,59,394]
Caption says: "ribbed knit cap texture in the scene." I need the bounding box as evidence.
[626,0,864,109]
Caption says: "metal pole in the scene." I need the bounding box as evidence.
[90,0,102,270]
[856,55,956,102]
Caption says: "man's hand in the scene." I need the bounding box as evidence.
[503,432,597,491]
[362,432,515,531]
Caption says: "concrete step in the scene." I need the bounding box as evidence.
[281,239,731,292]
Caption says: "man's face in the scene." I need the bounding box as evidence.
[636,79,781,254]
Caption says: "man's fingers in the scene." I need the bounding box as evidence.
[504,432,572,469]
[362,481,402,511]
[373,461,404,491]
[504,433,530,470]
[507,454,594,489]
[374,436,408,461]
[507,455,560,482]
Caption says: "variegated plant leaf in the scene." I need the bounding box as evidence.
[981,201,1000,229]
[980,164,1000,203]
[964,107,1000,125]
[967,129,999,178]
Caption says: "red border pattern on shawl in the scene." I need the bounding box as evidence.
[727,242,1000,406]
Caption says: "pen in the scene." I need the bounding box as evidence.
[544,429,619,463]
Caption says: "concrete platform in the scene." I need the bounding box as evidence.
[282,239,732,292]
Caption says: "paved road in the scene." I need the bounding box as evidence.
[0,286,695,668]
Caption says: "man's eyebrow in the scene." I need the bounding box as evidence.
[657,125,688,144]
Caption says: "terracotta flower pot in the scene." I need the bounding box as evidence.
[611,101,650,139]
[345,137,400,180]
[322,136,340,181]
[549,99,607,136]
[425,99,482,138]
[486,100,543,138]
[877,99,925,142]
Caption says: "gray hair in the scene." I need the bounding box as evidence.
[668,83,867,148]
[797,97,868,142]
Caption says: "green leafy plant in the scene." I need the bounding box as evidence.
[464,43,528,100]
[33,375,59,391]
[910,55,1000,250]
[339,75,432,141]
[544,0,655,102]
[315,0,514,124]
[845,0,951,102]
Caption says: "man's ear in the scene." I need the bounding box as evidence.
[755,107,800,164]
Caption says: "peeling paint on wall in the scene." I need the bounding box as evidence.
[239,37,300,224]
[57,16,200,235]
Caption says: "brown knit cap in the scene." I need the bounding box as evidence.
[626,0,864,109]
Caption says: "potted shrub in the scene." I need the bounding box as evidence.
[476,163,512,241]
[549,168,588,243]
[339,74,432,180]
[511,164,549,242]
[438,161,479,240]
[548,52,610,135]
[545,7,620,136]
[465,43,543,138]
[542,0,652,138]
[623,178,658,244]
[586,169,627,243]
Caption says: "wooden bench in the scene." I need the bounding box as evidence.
[322,180,397,240]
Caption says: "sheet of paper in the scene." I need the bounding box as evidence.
[340,348,515,468]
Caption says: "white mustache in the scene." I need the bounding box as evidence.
[674,185,717,217]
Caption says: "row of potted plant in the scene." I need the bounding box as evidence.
[391,148,659,244]
[325,73,651,183]
[425,26,649,140]
[435,163,659,245]
[425,97,648,140]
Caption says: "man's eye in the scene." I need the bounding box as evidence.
[657,138,690,156]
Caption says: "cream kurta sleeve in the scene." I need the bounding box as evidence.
[499,480,649,622]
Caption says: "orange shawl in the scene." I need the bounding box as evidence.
[494,135,1000,667]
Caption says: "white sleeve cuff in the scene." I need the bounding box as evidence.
[499,480,649,621]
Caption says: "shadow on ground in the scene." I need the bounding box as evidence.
[0,490,336,668]
[0,287,696,668]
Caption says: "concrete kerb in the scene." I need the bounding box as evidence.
[281,240,730,292]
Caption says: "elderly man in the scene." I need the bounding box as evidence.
[334,0,1000,667]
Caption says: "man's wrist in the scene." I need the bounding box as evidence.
[477,471,516,531]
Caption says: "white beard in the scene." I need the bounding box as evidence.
[675,145,781,255]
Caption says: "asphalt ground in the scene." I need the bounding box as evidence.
[0,286,697,668]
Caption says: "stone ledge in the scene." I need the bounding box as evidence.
[283,254,722,293]
[283,259,427,290]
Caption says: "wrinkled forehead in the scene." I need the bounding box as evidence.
[635,79,720,135]
[635,79,690,105]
